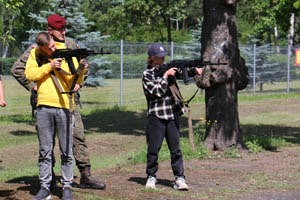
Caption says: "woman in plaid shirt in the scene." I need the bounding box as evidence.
[142,43,202,190]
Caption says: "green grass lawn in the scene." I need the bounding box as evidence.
[1,75,300,182]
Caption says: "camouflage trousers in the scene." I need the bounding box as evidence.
[73,107,91,171]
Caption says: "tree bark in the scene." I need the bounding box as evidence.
[2,7,10,58]
[274,26,280,53]
[2,15,15,58]
[166,17,172,42]
[195,0,249,150]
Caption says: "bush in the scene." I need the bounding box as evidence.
[0,57,17,74]
[244,135,288,152]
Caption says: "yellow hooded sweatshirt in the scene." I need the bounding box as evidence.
[25,41,86,109]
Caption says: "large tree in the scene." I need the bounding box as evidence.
[195,0,249,150]
[238,0,299,45]
[0,0,23,58]
[98,0,188,42]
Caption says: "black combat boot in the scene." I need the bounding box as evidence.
[79,167,106,190]
[50,168,57,191]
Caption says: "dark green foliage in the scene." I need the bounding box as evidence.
[244,135,289,152]
[0,57,17,74]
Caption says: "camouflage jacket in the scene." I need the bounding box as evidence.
[11,37,88,105]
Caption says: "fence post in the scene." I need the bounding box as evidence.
[252,43,256,95]
[287,44,291,93]
[120,40,124,106]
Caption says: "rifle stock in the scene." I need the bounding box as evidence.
[30,90,37,118]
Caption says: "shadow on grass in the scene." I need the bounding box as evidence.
[82,105,199,136]
[7,105,300,147]
[82,106,147,136]
[0,190,14,197]
[7,105,196,137]
[241,124,300,145]
[10,130,36,136]
[5,175,62,199]
[128,176,173,188]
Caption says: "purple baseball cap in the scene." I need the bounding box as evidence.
[148,43,167,57]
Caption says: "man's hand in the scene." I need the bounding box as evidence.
[163,67,177,78]
[33,85,38,91]
[80,59,89,69]
[194,67,203,75]
[0,100,6,107]
[73,84,81,92]
[50,58,63,69]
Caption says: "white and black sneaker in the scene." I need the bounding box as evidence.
[173,177,189,191]
[32,187,51,200]
[145,176,157,189]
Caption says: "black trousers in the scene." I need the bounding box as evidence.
[146,114,184,178]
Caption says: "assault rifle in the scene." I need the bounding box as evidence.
[30,90,37,118]
[157,59,227,84]
[51,48,111,74]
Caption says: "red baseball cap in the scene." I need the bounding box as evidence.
[47,14,66,29]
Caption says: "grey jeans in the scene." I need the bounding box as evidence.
[36,106,74,188]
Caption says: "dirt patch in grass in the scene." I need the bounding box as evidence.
[1,144,300,200]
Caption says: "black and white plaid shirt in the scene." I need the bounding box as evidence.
[142,66,185,120]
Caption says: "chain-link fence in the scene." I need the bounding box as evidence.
[240,44,300,94]
[80,41,300,95]
[1,41,300,99]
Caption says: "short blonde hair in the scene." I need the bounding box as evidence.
[35,32,52,47]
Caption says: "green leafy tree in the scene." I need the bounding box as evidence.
[238,0,298,45]
[80,0,121,33]
[0,0,24,57]
[98,0,188,42]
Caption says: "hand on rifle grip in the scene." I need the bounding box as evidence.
[80,59,89,69]
[194,67,203,75]
[51,58,63,69]
[163,67,177,78]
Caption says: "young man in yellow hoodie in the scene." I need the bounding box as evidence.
[12,14,106,190]
[25,32,87,200]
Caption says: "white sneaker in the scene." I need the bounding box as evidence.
[174,177,189,190]
[145,176,157,189]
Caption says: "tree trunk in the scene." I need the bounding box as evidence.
[2,15,15,58]
[161,14,172,42]
[195,0,249,150]
[274,26,280,53]
[166,17,172,42]
[2,7,10,58]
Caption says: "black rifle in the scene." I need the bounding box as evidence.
[30,90,37,118]
[51,48,111,74]
[157,59,227,84]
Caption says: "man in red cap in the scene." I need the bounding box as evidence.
[47,14,67,42]
[11,14,106,193]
